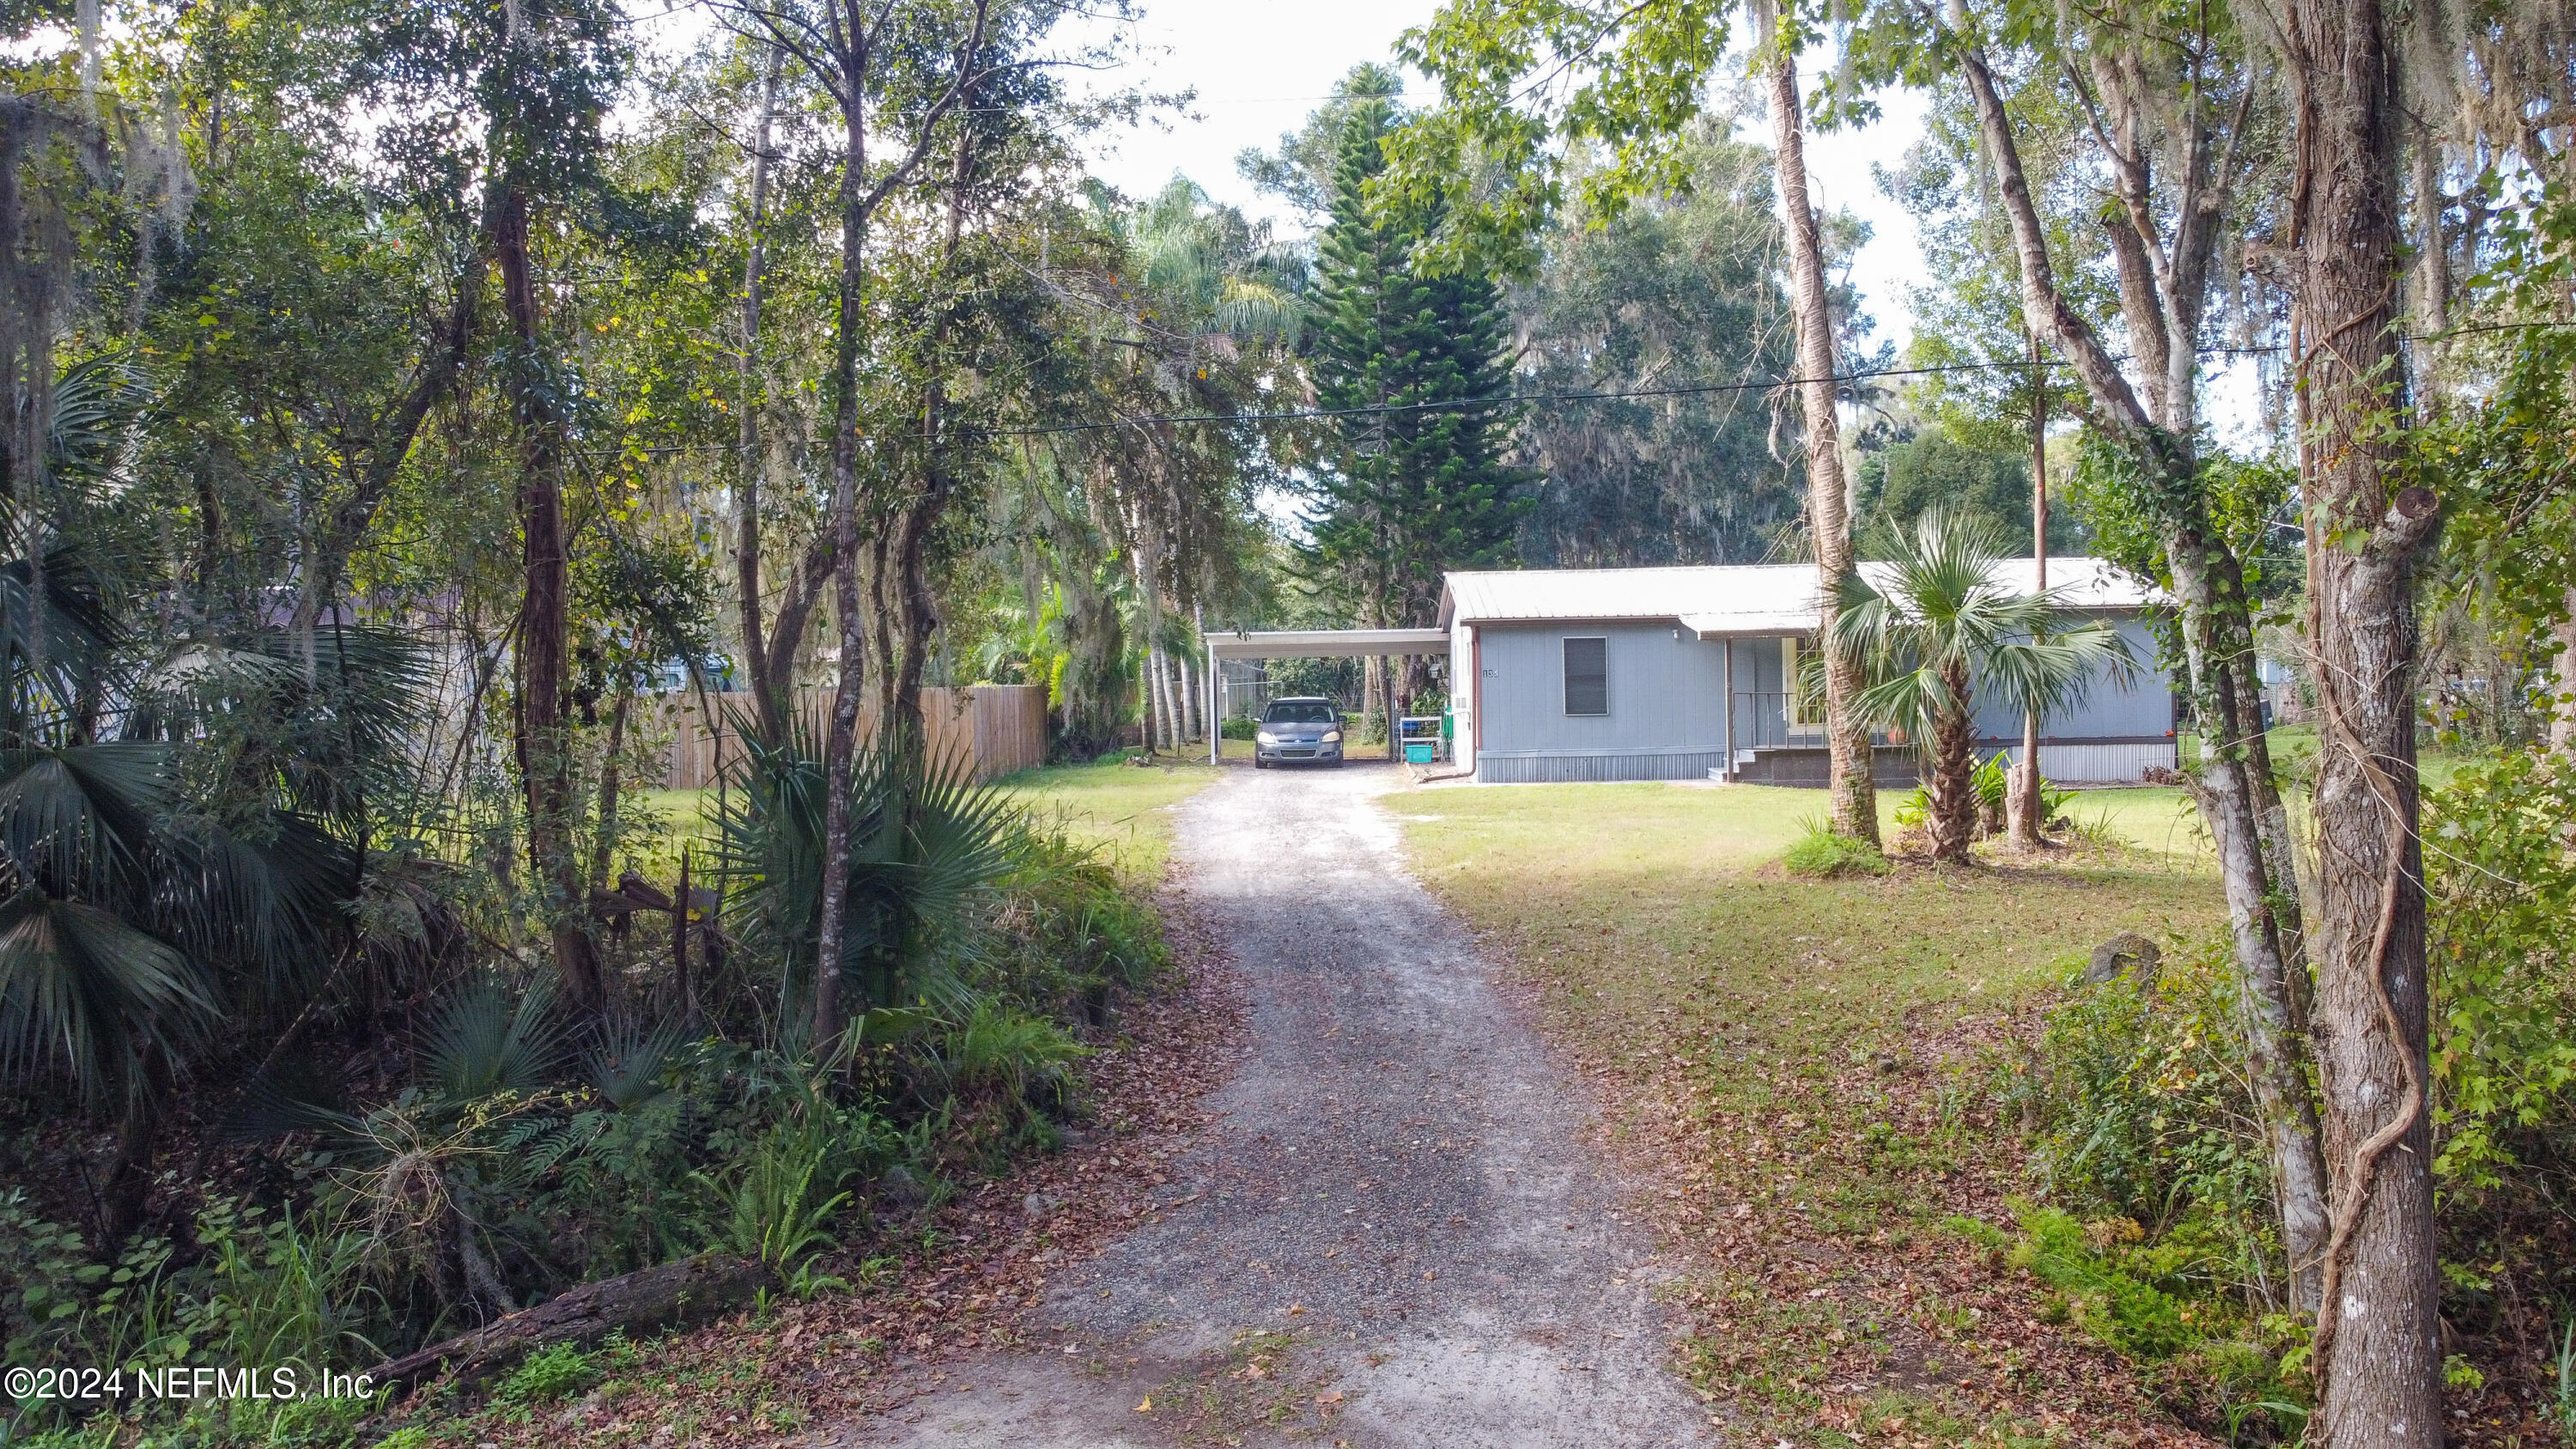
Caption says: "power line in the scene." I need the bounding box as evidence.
[999,319,2576,438]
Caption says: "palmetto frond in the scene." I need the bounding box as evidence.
[136,625,434,825]
[156,811,353,1011]
[0,742,171,890]
[0,545,122,730]
[1833,508,2136,733]
[421,974,569,1103]
[44,355,151,491]
[0,886,211,1106]
[714,709,1019,1040]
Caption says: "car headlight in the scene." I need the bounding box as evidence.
[1321,730,1341,743]
[1256,731,1277,745]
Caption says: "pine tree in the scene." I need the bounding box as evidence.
[1303,78,1528,640]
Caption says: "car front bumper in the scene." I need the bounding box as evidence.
[1257,742,1343,763]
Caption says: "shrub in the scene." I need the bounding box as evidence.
[1957,1206,2306,1442]
[2420,750,2576,1346]
[2009,941,2276,1249]
[1782,824,1891,878]
[495,1342,601,1405]
[939,1001,1087,1104]
[2422,749,2576,1189]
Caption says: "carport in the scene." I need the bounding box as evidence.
[1201,628,1451,764]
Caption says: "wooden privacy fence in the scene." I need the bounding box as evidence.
[658,684,1049,789]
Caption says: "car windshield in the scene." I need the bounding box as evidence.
[1264,702,1335,725]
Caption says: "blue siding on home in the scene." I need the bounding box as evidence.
[1470,613,2174,783]
[1967,616,2172,743]
[1473,623,1730,778]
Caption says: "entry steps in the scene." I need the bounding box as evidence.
[1707,747,1760,783]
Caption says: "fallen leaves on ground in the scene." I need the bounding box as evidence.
[1484,922,2220,1449]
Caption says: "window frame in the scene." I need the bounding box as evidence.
[1562,635,1610,716]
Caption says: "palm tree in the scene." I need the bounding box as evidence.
[0,359,426,1240]
[1831,510,2134,862]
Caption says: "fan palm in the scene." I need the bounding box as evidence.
[0,363,426,1239]
[714,708,1020,1049]
[1831,510,2135,862]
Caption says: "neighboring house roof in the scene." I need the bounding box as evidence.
[1438,557,2156,634]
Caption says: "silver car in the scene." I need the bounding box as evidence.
[1253,697,1345,768]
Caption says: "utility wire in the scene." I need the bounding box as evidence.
[559,318,2573,456]
[998,319,2573,438]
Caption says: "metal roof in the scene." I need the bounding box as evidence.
[1202,628,1450,660]
[1439,557,2154,634]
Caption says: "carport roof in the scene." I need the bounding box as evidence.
[1201,628,1450,660]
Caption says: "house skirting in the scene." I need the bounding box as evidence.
[1473,746,1735,783]
[1471,740,2177,787]
[1984,740,2178,784]
[1725,745,1921,788]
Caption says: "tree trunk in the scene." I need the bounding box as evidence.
[2288,0,2447,1433]
[1767,52,1877,845]
[815,81,872,1055]
[495,185,602,1014]
[807,0,990,1052]
[888,496,940,749]
[1179,646,1200,744]
[735,48,785,742]
[2409,121,2449,403]
[2231,644,2311,987]
[2005,742,2042,847]
[1146,646,1163,753]
[1927,694,1977,863]
[2172,541,2334,1312]
[1960,46,2331,1309]
[368,1253,772,1394]
[2011,346,2050,850]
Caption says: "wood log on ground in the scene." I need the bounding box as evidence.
[368,1252,773,1394]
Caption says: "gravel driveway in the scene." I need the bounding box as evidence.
[856,761,1716,1447]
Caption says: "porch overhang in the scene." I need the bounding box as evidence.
[1679,610,1816,638]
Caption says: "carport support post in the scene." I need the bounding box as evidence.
[1384,654,1398,762]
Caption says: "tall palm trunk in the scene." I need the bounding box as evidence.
[1926,668,1978,863]
[1765,52,1876,845]
[495,185,603,1014]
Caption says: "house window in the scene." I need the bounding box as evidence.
[1564,636,1608,715]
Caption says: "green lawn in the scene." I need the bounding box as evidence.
[619,750,1234,886]
[1398,779,2222,1065]
[993,752,1232,880]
